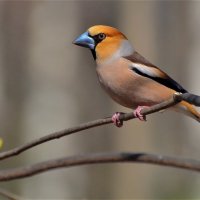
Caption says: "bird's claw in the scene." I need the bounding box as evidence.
[133,106,148,121]
[112,106,147,127]
[112,112,124,127]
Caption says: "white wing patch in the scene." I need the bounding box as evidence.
[131,63,161,77]
[130,62,188,93]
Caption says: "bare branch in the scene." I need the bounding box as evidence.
[0,152,200,181]
[180,93,200,106]
[0,93,183,161]
[0,93,198,181]
[0,92,198,162]
[0,92,199,161]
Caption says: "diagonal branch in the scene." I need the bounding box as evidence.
[0,152,200,181]
[0,93,198,181]
[0,93,181,161]
[0,92,199,161]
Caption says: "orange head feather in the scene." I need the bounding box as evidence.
[88,25,127,40]
[74,25,134,62]
[88,25,128,61]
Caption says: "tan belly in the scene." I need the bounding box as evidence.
[96,60,173,109]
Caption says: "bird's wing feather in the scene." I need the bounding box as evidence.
[124,52,188,93]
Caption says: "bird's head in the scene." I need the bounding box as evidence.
[73,25,134,63]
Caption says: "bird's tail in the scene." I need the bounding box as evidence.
[173,101,200,122]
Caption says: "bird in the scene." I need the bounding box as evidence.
[73,25,200,127]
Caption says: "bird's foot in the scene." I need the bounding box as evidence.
[133,106,148,121]
[112,112,124,127]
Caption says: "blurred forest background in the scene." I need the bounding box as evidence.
[0,1,200,199]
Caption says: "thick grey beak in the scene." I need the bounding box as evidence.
[73,31,95,50]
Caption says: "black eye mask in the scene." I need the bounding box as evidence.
[89,33,106,60]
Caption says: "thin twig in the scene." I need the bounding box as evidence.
[0,152,200,181]
[0,93,183,161]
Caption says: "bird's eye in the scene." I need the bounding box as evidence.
[98,33,106,40]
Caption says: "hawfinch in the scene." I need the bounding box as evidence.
[73,25,200,127]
